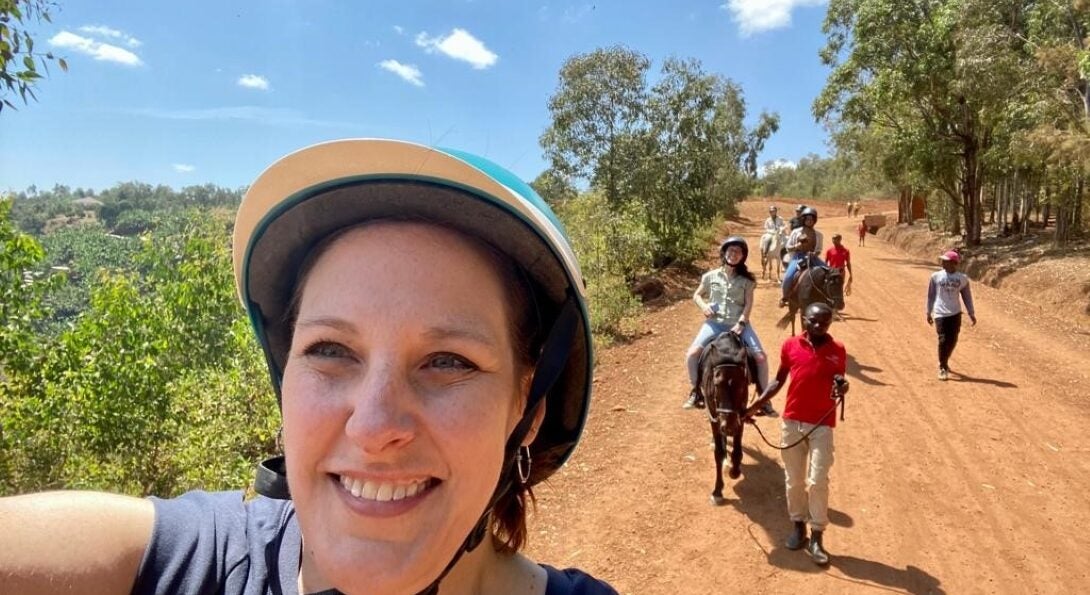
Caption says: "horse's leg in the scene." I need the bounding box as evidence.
[728,423,744,480]
[710,421,727,506]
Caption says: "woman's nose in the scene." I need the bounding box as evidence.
[343,364,417,454]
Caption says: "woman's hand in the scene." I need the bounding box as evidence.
[730,322,745,335]
[702,306,715,318]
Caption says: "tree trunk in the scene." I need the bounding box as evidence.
[961,144,981,245]
[988,182,997,224]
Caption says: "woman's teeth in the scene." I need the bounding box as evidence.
[339,476,429,502]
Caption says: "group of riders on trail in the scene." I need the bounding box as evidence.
[683,203,851,569]
[684,204,833,413]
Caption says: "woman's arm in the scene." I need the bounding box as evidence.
[0,491,154,595]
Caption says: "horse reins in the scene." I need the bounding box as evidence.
[747,385,846,451]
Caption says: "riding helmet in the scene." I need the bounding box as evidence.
[720,235,749,264]
[800,206,819,222]
[233,138,594,487]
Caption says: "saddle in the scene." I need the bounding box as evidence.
[785,259,825,303]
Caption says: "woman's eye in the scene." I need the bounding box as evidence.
[303,341,352,359]
[427,353,477,372]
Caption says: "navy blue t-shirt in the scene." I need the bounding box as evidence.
[132,490,616,595]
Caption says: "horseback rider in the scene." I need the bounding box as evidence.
[764,205,786,237]
[780,206,826,308]
[788,204,807,231]
[684,236,774,416]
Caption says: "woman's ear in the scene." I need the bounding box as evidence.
[521,400,547,447]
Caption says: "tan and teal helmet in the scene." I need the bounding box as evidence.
[232,139,594,486]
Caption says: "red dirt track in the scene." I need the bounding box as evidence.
[524,200,1090,594]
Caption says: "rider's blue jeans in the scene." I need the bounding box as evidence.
[686,320,769,391]
[781,253,826,298]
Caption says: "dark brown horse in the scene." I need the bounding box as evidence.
[777,264,845,336]
[697,331,753,505]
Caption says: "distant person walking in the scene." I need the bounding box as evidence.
[926,251,977,381]
[857,220,867,247]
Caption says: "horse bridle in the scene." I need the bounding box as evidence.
[703,361,749,426]
[801,260,843,314]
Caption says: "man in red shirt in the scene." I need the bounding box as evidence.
[824,233,852,296]
[744,302,849,566]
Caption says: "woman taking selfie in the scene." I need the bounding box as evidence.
[0,139,614,594]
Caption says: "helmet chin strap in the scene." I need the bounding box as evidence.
[255,294,581,595]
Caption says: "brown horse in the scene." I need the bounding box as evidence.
[777,264,845,336]
[697,331,754,505]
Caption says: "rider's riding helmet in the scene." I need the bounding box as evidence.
[719,235,749,265]
[234,139,592,490]
[800,206,818,223]
[769,205,778,212]
[795,204,806,213]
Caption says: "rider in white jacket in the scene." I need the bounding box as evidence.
[764,206,786,237]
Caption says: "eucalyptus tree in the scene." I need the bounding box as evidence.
[541,46,651,207]
[641,57,778,257]
[816,0,1027,244]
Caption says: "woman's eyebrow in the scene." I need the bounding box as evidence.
[295,316,357,334]
[422,324,499,348]
[296,316,499,348]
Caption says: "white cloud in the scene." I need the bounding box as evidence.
[722,0,826,37]
[172,163,195,173]
[78,25,142,48]
[237,74,270,90]
[393,25,404,35]
[414,28,498,70]
[49,31,143,66]
[378,60,424,87]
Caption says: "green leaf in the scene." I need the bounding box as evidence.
[58,58,67,73]
[23,55,34,71]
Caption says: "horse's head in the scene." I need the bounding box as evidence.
[699,332,750,435]
[823,267,846,311]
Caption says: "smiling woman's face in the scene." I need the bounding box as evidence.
[281,222,527,593]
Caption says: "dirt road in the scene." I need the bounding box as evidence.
[524,201,1090,594]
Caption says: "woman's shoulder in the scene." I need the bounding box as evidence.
[540,564,619,595]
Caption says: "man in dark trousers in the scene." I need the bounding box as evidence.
[926,250,977,381]
[744,302,848,566]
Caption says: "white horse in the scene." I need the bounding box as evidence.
[759,231,785,282]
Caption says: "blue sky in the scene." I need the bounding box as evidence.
[1,0,833,193]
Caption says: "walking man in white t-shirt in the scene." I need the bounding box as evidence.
[926,251,977,381]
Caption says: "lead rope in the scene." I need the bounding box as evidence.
[747,383,846,451]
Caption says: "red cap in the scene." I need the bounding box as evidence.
[940,250,961,263]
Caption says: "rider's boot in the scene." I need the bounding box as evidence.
[807,529,830,566]
[682,388,705,410]
[785,521,807,550]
